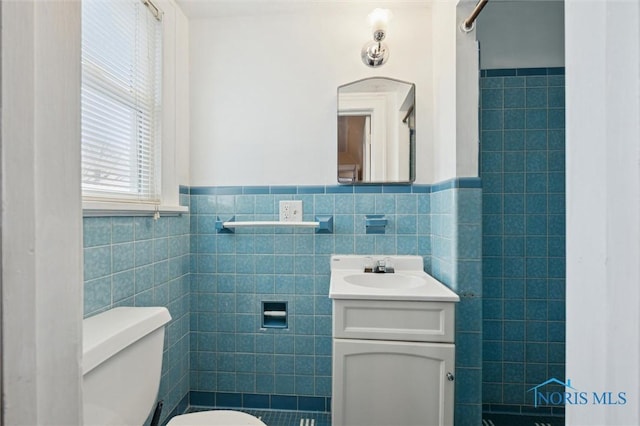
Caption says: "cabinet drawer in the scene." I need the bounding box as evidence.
[332,299,455,343]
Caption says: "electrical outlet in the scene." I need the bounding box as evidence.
[279,200,303,222]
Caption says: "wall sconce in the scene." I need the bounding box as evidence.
[361,8,392,68]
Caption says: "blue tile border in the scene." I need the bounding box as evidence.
[482,69,517,77]
[190,186,232,195]
[190,391,215,407]
[215,186,243,195]
[481,67,565,77]
[431,179,457,192]
[270,186,298,194]
[325,185,354,194]
[189,391,330,413]
[216,392,242,407]
[243,186,270,194]
[412,184,432,193]
[382,185,412,193]
[297,186,326,194]
[432,177,482,193]
[483,403,565,417]
[354,185,383,193]
[243,393,270,409]
[546,67,565,76]
[458,177,483,189]
[188,180,479,196]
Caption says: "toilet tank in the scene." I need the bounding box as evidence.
[82,307,172,426]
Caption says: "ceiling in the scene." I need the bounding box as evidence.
[175,0,435,19]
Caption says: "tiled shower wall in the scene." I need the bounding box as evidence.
[480,68,566,416]
[82,189,191,424]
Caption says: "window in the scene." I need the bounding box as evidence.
[81,0,163,204]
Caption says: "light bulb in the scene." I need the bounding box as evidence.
[368,8,391,34]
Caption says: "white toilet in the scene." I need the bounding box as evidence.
[82,306,266,426]
[167,410,265,426]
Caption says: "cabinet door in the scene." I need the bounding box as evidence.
[332,339,455,426]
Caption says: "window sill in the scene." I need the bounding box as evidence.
[82,201,188,217]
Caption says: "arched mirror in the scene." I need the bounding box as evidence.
[337,77,415,184]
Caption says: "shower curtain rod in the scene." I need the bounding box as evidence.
[402,106,414,124]
[461,0,488,32]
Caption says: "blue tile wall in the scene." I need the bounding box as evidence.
[480,68,566,417]
[430,182,483,425]
[82,190,191,425]
[189,183,481,424]
[83,183,483,425]
[188,186,431,409]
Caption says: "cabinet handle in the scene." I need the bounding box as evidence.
[446,372,455,381]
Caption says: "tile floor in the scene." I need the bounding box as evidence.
[180,407,564,426]
[482,413,564,426]
[186,407,331,426]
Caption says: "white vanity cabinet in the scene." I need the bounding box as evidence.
[329,255,459,426]
[331,299,456,426]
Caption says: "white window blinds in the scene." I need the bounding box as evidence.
[81,0,162,203]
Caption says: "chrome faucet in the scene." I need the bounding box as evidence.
[366,258,394,273]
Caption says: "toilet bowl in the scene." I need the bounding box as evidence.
[167,410,266,426]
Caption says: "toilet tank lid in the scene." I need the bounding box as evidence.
[83,307,172,375]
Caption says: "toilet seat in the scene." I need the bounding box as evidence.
[166,410,267,426]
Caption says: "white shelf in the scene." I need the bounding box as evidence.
[222,221,320,228]
[215,215,333,234]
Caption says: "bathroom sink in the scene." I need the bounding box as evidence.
[330,255,458,426]
[329,255,460,302]
[343,273,425,289]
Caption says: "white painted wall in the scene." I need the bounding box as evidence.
[175,4,191,188]
[565,1,640,425]
[430,0,479,182]
[2,1,83,424]
[159,0,191,194]
[477,0,564,69]
[431,1,457,182]
[456,10,480,178]
[188,3,435,185]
